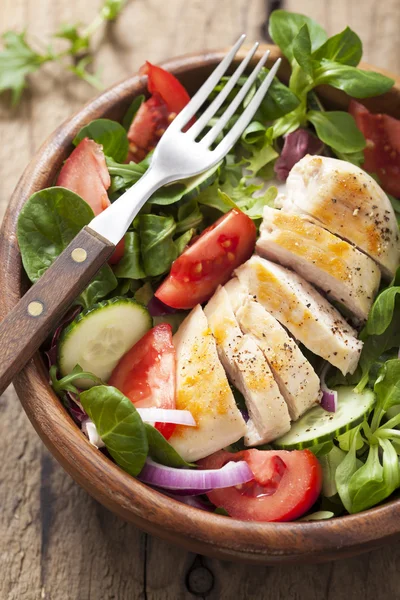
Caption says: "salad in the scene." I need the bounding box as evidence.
[17,10,400,522]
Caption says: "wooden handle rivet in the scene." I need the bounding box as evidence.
[71,248,87,263]
[27,301,44,317]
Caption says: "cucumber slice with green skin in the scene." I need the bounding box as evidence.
[273,387,375,450]
[58,297,152,387]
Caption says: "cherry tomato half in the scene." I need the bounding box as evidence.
[108,323,176,439]
[155,209,257,309]
[198,449,322,522]
[349,100,400,198]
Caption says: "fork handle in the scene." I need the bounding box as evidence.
[0,226,114,396]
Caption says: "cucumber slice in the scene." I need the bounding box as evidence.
[274,387,375,449]
[58,297,152,387]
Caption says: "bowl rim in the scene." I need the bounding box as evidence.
[2,44,400,564]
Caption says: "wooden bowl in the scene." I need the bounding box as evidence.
[1,45,400,565]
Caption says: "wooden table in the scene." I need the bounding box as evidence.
[1,1,400,598]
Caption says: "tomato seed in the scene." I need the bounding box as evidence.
[193,263,203,274]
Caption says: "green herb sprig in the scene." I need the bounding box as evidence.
[268,11,394,162]
[0,0,128,106]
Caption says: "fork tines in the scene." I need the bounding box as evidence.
[171,34,281,159]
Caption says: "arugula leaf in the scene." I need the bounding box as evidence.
[145,424,193,468]
[257,70,300,121]
[307,110,366,153]
[50,364,103,395]
[149,183,187,206]
[242,142,279,177]
[175,229,195,255]
[122,95,145,131]
[242,186,277,219]
[292,25,314,77]
[365,287,400,336]
[74,119,129,162]
[114,232,145,280]
[241,121,266,145]
[197,181,239,213]
[269,10,327,63]
[80,385,148,477]
[139,214,178,276]
[106,157,147,195]
[77,265,118,310]
[312,27,362,66]
[17,187,117,306]
[313,60,394,98]
[0,31,50,105]
[176,199,203,234]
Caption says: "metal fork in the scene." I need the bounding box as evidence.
[0,35,280,395]
[91,35,280,244]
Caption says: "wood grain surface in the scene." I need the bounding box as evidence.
[1,1,400,598]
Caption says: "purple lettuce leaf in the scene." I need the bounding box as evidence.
[274,129,324,181]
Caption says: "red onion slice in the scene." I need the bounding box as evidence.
[137,408,196,426]
[82,418,105,449]
[139,458,253,491]
[320,363,338,413]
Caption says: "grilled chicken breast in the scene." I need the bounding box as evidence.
[257,206,381,321]
[204,286,291,446]
[235,256,363,375]
[280,155,400,278]
[224,279,321,420]
[168,305,246,461]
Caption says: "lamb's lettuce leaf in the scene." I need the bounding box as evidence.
[114,232,145,280]
[80,385,148,477]
[74,118,129,162]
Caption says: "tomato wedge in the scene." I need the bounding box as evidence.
[57,137,124,263]
[141,61,191,114]
[128,62,191,162]
[57,138,111,215]
[155,209,257,309]
[198,449,322,522]
[349,100,400,197]
[108,323,176,439]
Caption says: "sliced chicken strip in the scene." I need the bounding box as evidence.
[281,155,400,278]
[224,280,321,420]
[257,206,381,321]
[235,256,363,375]
[168,305,246,462]
[204,286,291,446]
